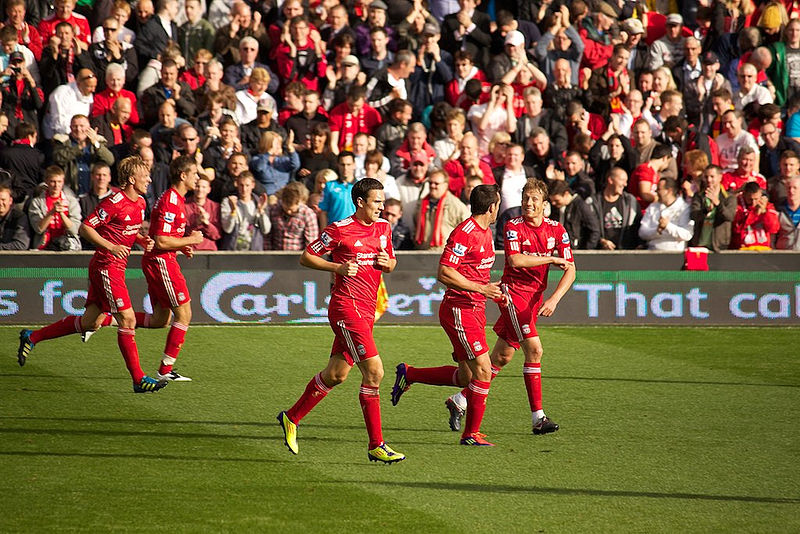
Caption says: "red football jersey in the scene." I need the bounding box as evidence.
[628,163,659,211]
[439,217,495,308]
[84,191,146,268]
[328,102,382,152]
[145,187,187,259]
[306,216,395,319]
[502,216,574,291]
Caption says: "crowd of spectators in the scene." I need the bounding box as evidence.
[1,0,800,253]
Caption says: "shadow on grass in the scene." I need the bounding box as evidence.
[0,450,297,464]
[354,480,800,505]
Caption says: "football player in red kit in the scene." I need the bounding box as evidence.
[277,178,406,463]
[448,178,576,434]
[17,156,168,393]
[391,183,503,446]
[138,155,204,382]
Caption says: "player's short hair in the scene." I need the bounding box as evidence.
[522,178,548,200]
[169,155,196,185]
[352,177,383,206]
[118,155,149,188]
[470,184,500,215]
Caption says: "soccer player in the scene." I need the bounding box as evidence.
[137,155,204,381]
[446,178,576,434]
[17,156,168,393]
[391,184,503,446]
[277,178,406,464]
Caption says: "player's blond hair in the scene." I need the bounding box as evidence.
[118,155,149,188]
[522,178,548,200]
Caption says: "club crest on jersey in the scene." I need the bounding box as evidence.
[320,232,332,247]
[506,229,518,241]
[547,236,555,249]
[379,235,387,249]
[453,243,467,256]
[178,292,186,302]
[472,341,482,352]
[116,298,124,308]
[164,212,176,223]
[522,325,531,335]
[97,208,108,221]
[562,232,570,244]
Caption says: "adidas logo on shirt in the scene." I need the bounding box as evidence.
[354,240,363,247]
[124,215,131,221]
[522,239,531,245]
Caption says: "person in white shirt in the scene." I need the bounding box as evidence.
[467,82,516,156]
[43,68,96,139]
[639,176,694,251]
[717,109,759,171]
[733,62,773,109]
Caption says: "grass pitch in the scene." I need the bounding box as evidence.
[2,325,799,532]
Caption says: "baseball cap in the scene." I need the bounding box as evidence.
[504,30,525,47]
[596,1,617,18]
[621,18,644,35]
[342,54,359,66]
[666,13,683,26]
[701,51,720,65]
[411,152,429,166]
[9,51,24,63]
[257,99,275,112]
[423,21,440,36]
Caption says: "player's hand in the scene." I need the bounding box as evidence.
[337,259,359,276]
[551,256,573,270]
[481,281,502,301]
[180,245,194,257]
[144,236,155,252]
[108,243,131,259]
[375,246,391,268]
[538,297,559,317]
[188,230,204,245]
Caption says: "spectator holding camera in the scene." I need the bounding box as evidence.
[0,49,43,130]
[730,181,780,250]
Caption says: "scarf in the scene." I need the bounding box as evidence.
[341,108,366,151]
[63,47,75,84]
[607,66,625,114]
[415,195,446,247]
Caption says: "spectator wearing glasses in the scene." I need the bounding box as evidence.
[3,0,42,61]
[179,48,211,90]
[43,67,96,139]
[91,63,139,125]
[178,0,214,66]
[214,0,268,67]
[223,36,278,93]
[0,49,43,130]
[91,0,136,45]
[413,167,469,251]
[76,16,137,89]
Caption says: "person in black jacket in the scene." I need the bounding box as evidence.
[0,181,30,249]
[134,0,178,68]
[382,198,414,250]
[587,167,642,250]
[0,121,42,203]
[548,179,600,250]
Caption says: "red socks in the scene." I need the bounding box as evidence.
[158,322,187,375]
[462,379,491,437]
[287,373,332,424]
[29,316,81,344]
[359,385,383,449]
[406,365,459,386]
[523,362,543,411]
[117,327,144,383]
[458,364,501,398]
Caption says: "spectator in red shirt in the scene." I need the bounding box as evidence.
[4,0,42,60]
[328,85,382,154]
[179,49,211,90]
[442,132,495,198]
[37,0,91,51]
[92,63,139,126]
[445,50,487,110]
[184,173,222,250]
[731,181,781,249]
[275,15,328,94]
[628,143,673,211]
[721,146,767,194]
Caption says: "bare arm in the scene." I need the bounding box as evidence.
[154,231,204,251]
[300,249,357,276]
[80,223,130,259]
[539,263,577,317]
[507,254,570,269]
[438,264,502,299]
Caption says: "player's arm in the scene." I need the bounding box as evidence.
[539,245,576,317]
[437,264,501,299]
[154,232,203,251]
[507,254,572,269]
[79,223,130,259]
[300,250,358,276]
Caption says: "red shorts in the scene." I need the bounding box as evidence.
[85,265,132,313]
[142,255,191,309]
[329,314,379,366]
[493,285,543,349]
[439,302,489,362]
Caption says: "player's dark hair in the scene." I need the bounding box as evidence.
[169,155,196,185]
[352,177,383,205]
[470,184,499,215]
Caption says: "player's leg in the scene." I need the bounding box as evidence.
[358,355,405,463]
[447,338,512,431]
[115,307,167,393]
[460,352,494,446]
[278,354,351,455]
[135,306,171,329]
[522,336,559,434]
[156,301,192,381]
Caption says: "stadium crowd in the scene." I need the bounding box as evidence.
[1,0,800,253]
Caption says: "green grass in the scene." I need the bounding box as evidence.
[2,325,799,532]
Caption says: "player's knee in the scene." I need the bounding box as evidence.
[525,346,544,363]
[116,311,136,330]
[325,370,348,385]
[494,350,514,368]
[173,304,192,325]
